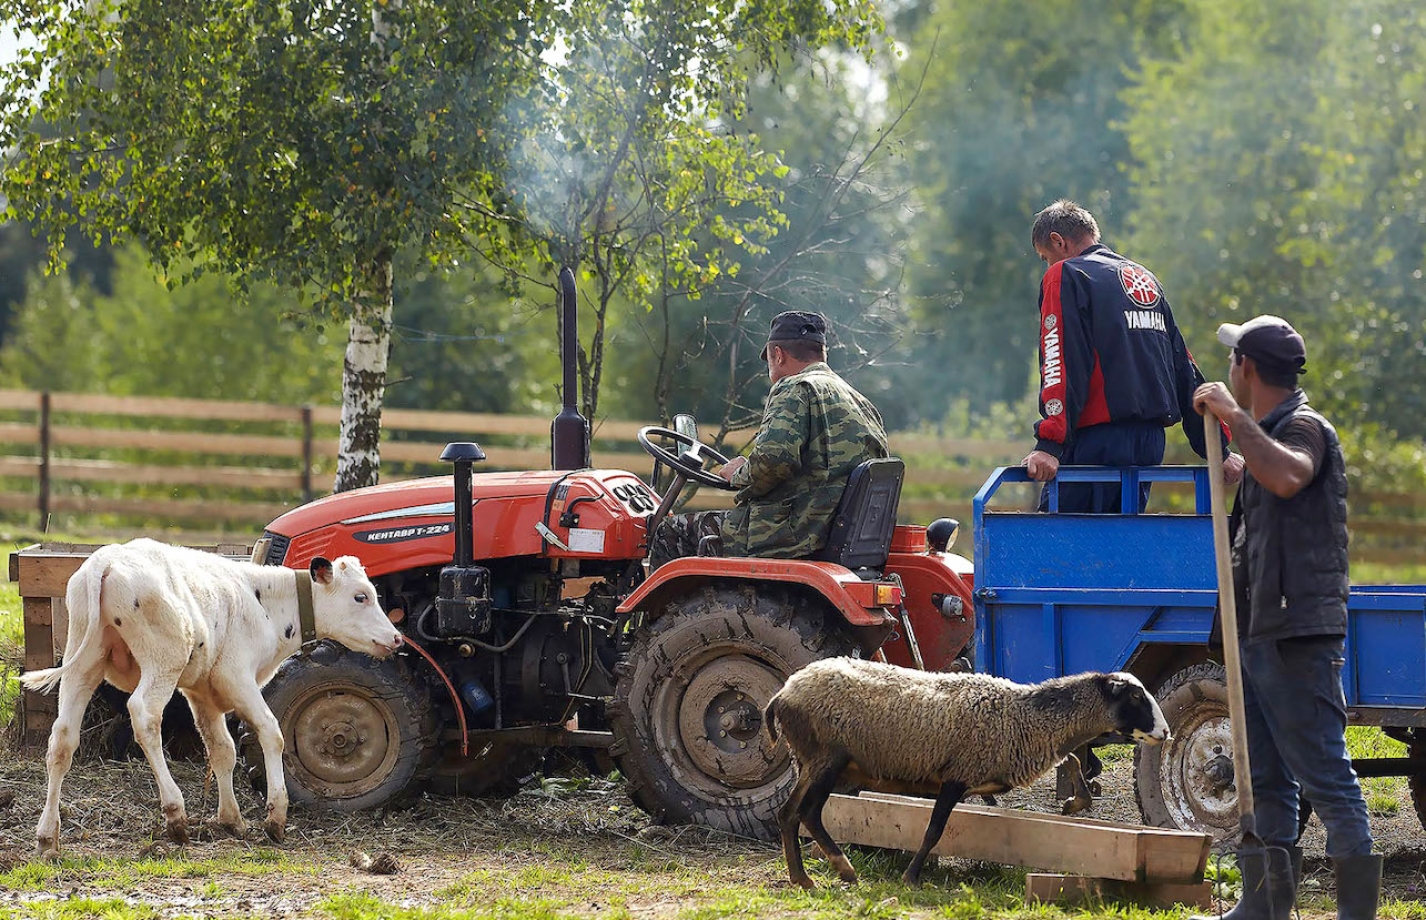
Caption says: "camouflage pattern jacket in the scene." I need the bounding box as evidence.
[720,362,889,557]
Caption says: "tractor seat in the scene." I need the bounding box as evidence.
[812,457,905,572]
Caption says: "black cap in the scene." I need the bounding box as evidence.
[760,310,828,360]
[1217,314,1307,373]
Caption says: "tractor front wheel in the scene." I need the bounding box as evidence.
[239,643,437,812]
[609,585,857,841]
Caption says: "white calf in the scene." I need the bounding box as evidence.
[20,538,402,857]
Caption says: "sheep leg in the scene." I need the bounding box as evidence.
[798,755,858,886]
[779,751,851,889]
[1060,752,1093,815]
[903,779,966,886]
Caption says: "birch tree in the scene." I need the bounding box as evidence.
[1,0,882,490]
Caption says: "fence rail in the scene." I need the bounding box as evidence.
[0,389,1420,567]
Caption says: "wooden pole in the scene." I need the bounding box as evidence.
[1203,412,1256,829]
[301,404,314,503]
[38,390,51,530]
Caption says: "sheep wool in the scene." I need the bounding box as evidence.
[769,657,1156,795]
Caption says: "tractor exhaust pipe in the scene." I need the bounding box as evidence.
[551,266,591,470]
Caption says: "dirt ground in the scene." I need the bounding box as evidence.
[0,748,1423,918]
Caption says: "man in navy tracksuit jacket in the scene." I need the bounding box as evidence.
[1022,200,1241,512]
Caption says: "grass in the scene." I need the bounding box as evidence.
[0,849,302,893]
[1,579,21,729]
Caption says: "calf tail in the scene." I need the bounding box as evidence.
[21,554,109,695]
[19,665,64,695]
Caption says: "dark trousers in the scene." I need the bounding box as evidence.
[1037,420,1166,514]
[1242,636,1373,856]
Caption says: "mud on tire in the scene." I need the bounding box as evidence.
[239,643,438,812]
[608,584,858,841]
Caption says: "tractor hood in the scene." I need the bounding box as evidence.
[262,469,658,577]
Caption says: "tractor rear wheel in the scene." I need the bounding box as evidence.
[239,643,437,812]
[609,585,858,841]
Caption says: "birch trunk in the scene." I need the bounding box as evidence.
[334,256,393,493]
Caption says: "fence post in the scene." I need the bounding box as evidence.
[38,390,51,529]
[301,404,314,503]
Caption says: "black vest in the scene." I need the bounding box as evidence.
[1229,390,1349,644]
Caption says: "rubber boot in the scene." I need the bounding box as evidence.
[1332,854,1382,920]
[1195,845,1296,920]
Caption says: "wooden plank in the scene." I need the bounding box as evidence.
[49,494,293,523]
[49,392,304,423]
[890,433,1023,459]
[22,689,58,744]
[52,596,68,656]
[47,457,304,491]
[0,422,40,446]
[50,425,304,458]
[0,455,40,476]
[1025,873,1212,909]
[0,389,42,411]
[16,553,89,598]
[0,491,36,513]
[23,597,56,671]
[815,793,1210,883]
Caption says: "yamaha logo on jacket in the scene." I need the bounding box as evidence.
[1034,243,1211,459]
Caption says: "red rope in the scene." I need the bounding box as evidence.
[400,635,469,757]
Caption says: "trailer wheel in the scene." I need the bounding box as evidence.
[1135,662,1241,842]
[239,643,437,812]
[609,585,858,841]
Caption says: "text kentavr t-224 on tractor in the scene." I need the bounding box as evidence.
[240,268,976,840]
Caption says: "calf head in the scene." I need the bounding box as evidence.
[310,556,402,657]
[1102,672,1170,745]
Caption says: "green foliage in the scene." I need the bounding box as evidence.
[0,246,342,403]
[0,579,20,730]
[898,0,1189,422]
[1122,0,1426,439]
[601,46,918,434]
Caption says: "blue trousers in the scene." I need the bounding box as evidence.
[1241,636,1373,856]
[1038,421,1166,514]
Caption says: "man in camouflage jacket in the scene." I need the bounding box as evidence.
[649,311,889,565]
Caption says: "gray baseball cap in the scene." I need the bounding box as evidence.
[1217,314,1306,373]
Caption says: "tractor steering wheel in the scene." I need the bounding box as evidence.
[637,426,738,491]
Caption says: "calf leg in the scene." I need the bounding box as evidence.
[36,665,104,857]
[227,681,288,843]
[904,779,967,886]
[796,751,857,886]
[185,693,245,837]
[129,670,189,843]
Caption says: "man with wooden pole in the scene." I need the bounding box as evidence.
[1193,315,1379,920]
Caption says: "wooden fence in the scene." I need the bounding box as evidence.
[0,389,1420,566]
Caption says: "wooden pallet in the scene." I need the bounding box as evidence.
[806,791,1213,907]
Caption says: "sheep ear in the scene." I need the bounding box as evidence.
[1105,676,1129,696]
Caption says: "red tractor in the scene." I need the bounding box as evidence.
[242,270,976,839]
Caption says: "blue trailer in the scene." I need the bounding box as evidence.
[971,466,1426,840]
